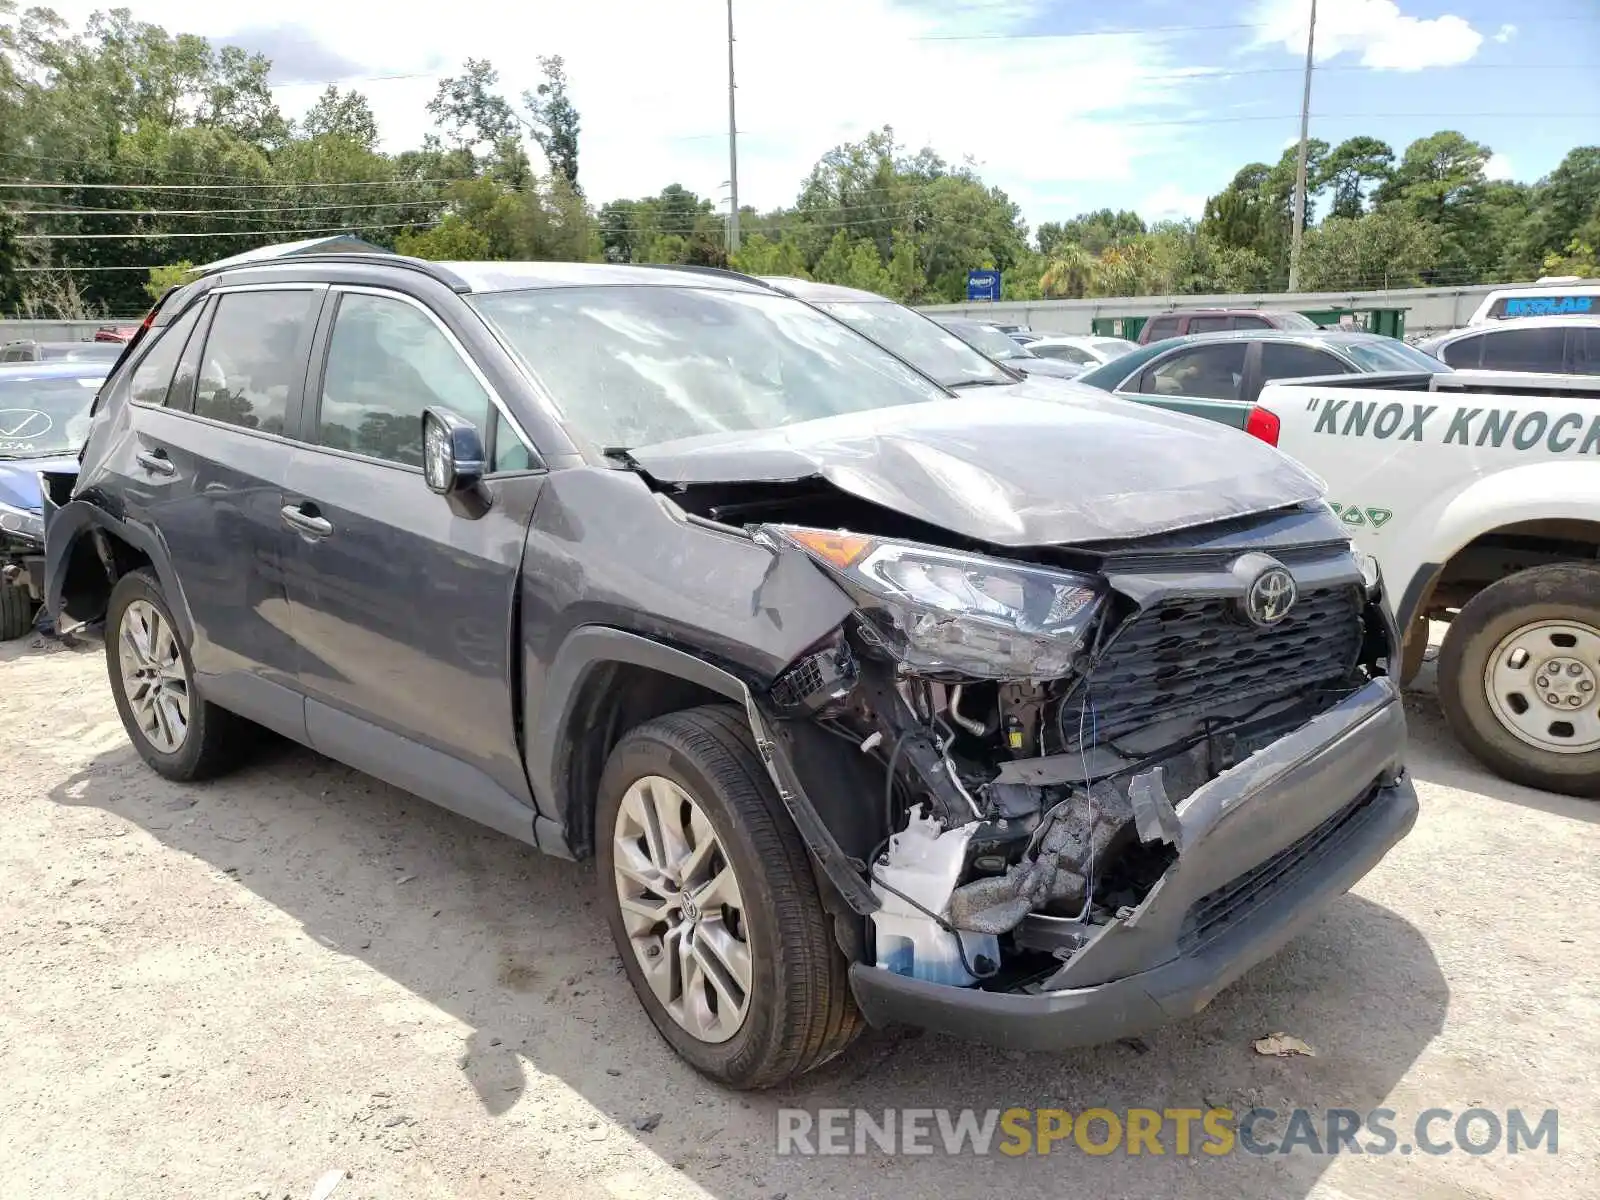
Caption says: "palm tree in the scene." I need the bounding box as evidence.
[1039,242,1097,298]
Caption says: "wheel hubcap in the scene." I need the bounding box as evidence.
[1484,619,1600,754]
[612,775,752,1044]
[117,599,190,754]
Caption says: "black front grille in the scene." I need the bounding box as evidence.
[1068,584,1362,746]
[1177,785,1382,953]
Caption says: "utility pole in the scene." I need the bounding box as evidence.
[726,0,740,254]
[1287,0,1317,293]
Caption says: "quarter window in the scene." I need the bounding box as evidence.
[316,293,491,467]
[193,290,317,434]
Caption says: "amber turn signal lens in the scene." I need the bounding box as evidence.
[786,529,874,570]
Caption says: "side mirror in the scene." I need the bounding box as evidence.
[421,406,486,496]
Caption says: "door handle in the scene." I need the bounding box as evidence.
[135,449,175,477]
[280,504,333,538]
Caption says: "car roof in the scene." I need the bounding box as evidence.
[0,360,109,380]
[1425,314,1600,340]
[760,276,887,303]
[1143,328,1387,347]
[194,253,774,298]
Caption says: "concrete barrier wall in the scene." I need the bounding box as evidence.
[917,283,1517,337]
[0,319,135,344]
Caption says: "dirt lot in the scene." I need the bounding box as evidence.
[2,632,1597,1200]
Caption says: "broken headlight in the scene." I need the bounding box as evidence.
[0,501,44,546]
[761,525,1104,680]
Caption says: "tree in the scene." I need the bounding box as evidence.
[811,231,890,293]
[1039,243,1097,298]
[428,59,520,164]
[1319,136,1394,220]
[144,261,196,301]
[395,216,491,261]
[1296,210,1441,291]
[729,233,808,278]
[299,85,380,149]
[524,56,580,188]
[1039,209,1145,256]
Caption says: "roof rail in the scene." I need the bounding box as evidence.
[635,262,777,289]
[196,251,472,292]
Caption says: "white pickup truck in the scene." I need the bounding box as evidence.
[1255,369,1600,797]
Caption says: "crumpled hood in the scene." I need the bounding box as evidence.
[631,390,1325,546]
[0,455,76,512]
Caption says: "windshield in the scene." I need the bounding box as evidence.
[0,373,103,458]
[469,285,950,449]
[815,301,1012,387]
[1275,312,1319,330]
[1091,338,1136,358]
[943,321,1031,361]
[1342,339,1451,373]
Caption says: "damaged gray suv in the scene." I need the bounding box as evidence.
[44,254,1417,1088]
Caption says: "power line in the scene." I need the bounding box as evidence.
[0,177,460,192]
[17,221,433,241]
[9,200,451,218]
[912,14,1596,40]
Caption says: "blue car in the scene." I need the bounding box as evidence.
[1,361,107,637]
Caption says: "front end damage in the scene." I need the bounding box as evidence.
[731,501,1417,1049]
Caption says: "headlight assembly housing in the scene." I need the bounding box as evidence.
[759,525,1104,680]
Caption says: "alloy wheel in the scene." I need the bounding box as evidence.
[611,774,753,1044]
[117,598,191,754]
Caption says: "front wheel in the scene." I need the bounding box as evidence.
[595,705,862,1088]
[0,580,34,641]
[1438,564,1600,798]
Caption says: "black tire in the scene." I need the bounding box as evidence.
[596,704,862,1088]
[1438,564,1600,798]
[0,580,34,641]
[105,568,249,781]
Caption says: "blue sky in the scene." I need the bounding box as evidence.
[32,0,1600,234]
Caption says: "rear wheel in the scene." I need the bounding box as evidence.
[1439,564,1600,798]
[0,580,34,640]
[595,705,862,1088]
[105,569,249,781]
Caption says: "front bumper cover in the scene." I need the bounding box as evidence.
[848,675,1417,1051]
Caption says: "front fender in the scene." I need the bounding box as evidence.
[1395,461,1600,628]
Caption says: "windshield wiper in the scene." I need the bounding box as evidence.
[947,378,1013,389]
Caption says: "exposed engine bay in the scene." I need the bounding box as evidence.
[702,494,1398,994]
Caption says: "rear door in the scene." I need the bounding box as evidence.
[1476,325,1568,373]
[1247,341,1356,402]
[108,284,322,739]
[279,286,547,830]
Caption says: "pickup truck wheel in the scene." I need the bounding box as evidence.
[105,568,248,782]
[0,580,35,641]
[1439,564,1600,798]
[596,705,862,1088]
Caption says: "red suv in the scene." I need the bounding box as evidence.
[1138,308,1318,344]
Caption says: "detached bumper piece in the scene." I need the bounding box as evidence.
[848,676,1417,1050]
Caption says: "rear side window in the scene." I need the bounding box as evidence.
[1033,343,1094,364]
[1135,343,1248,400]
[1144,315,1179,341]
[128,305,203,407]
[193,291,317,435]
[1231,314,1272,330]
[1439,334,1484,369]
[315,292,492,467]
[1478,326,1567,373]
[1187,315,1231,334]
[1260,343,1353,382]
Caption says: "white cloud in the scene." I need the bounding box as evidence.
[1493,23,1517,44]
[1252,0,1484,71]
[33,0,1217,229]
[1140,183,1209,222]
[1486,152,1513,180]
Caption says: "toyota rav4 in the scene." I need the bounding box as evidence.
[44,254,1417,1088]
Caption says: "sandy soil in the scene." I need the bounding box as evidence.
[1,631,1596,1199]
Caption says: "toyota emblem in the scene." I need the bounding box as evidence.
[1245,565,1298,627]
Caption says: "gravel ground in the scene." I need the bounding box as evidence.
[2,631,1596,1200]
